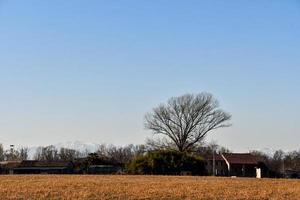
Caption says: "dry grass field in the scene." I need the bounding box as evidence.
[0,175,299,200]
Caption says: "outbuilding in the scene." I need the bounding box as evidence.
[206,153,268,178]
[13,160,74,174]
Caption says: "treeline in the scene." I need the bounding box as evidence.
[0,144,29,161]
[0,142,229,163]
[1,143,300,174]
[196,144,300,173]
[0,143,147,163]
[251,150,300,173]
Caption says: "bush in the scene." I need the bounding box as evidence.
[126,150,206,175]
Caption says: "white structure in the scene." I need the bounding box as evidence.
[256,168,261,179]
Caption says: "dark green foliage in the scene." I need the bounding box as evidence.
[126,150,206,175]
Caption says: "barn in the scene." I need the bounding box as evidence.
[12,160,74,174]
[206,153,268,178]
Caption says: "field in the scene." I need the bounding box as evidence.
[0,175,300,200]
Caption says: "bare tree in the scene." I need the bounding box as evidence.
[0,145,28,161]
[4,145,21,161]
[272,150,285,172]
[59,148,81,161]
[0,144,4,161]
[34,145,59,161]
[96,144,147,164]
[284,151,300,171]
[145,93,231,152]
[18,147,29,161]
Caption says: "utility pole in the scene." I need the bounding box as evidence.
[212,147,216,176]
[282,158,285,178]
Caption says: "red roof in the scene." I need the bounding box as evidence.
[206,154,224,161]
[19,160,71,167]
[223,153,260,165]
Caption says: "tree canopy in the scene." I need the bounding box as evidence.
[145,93,231,152]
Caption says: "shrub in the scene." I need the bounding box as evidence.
[126,150,206,175]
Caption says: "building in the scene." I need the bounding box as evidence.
[206,153,268,178]
[87,165,122,174]
[0,161,22,174]
[206,154,228,176]
[0,160,74,174]
[0,158,123,175]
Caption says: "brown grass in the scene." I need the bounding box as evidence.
[0,175,299,200]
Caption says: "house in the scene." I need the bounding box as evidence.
[75,153,124,174]
[206,154,228,176]
[72,158,123,174]
[87,165,122,174]
[12,160,74,174]
[0,157,123,175]
[0,161,22,174]
[206,153,268,178]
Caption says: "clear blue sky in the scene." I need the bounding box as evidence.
[0,0,299,152]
